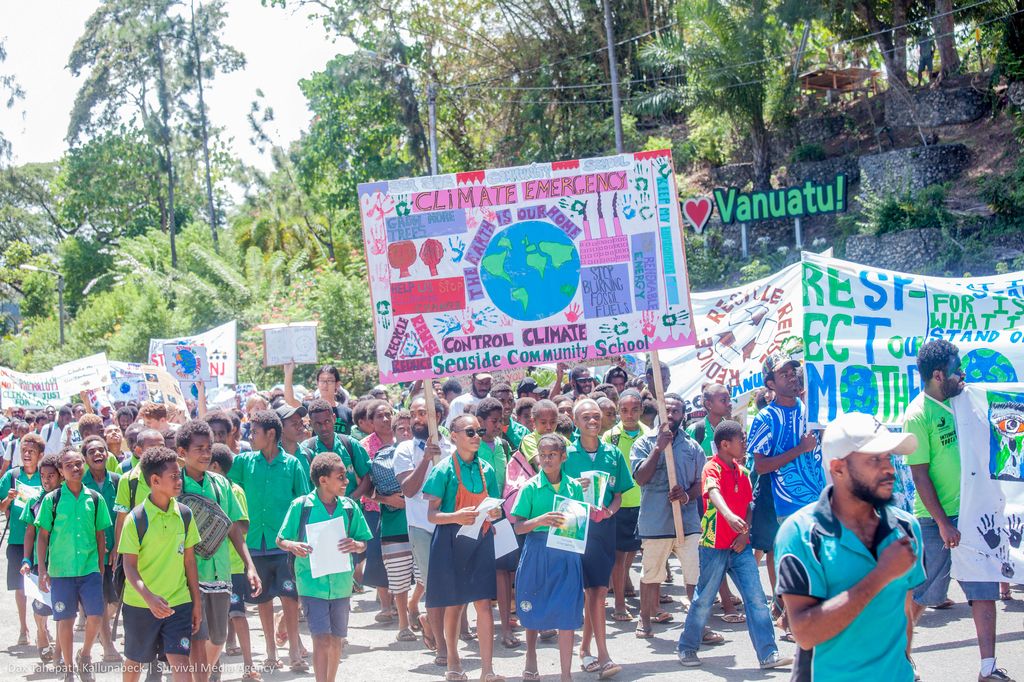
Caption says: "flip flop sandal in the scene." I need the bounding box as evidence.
[225,645,242,656]
[502,635,522,648]
[17,632,29,646]
[539,629,558,641]
[580,655,600,673]
[262,658,283,671]
[102,652,124,663]
[444,671,468,681]
[396,628,418,642]
[434,655,448,667]
[599,661,622,679]
[611,610,633,622]
[718,613,746,623]
[481,674,506,682]
[39,646,53,663]
[523,671,542,682]
[409,613,423,631]
[731,595,744,605]
[652,612,674,624]
[932,598,955,610]
[241,671,263,682]
[375,612,395,623]
[274,631,288,647]
[460,631,477,642]
[779,631,797,643]
[634,625,654,639]
[659,594,673,604]
[289,659,310,673]
[702,627,725,646]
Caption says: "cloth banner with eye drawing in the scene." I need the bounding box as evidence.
[358,150,696,383]
[952,383,1024,584]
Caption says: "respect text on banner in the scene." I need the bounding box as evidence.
[358,150,696,382]
[802,252,1024,425]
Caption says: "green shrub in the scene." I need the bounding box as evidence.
[790,143,826,163]
[847,184,955,236]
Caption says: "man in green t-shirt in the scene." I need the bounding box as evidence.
[904,340,1006,682]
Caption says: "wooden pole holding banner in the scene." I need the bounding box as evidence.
[424,383,441,464]
[649,350,686,542]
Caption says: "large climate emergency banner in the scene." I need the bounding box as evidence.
[802,252,1024,425]
[661,263,802,415]
[358,150,696,382]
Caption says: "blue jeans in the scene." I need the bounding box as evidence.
[678,545,777,662]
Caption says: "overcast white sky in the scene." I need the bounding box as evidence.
[0,0,350,172]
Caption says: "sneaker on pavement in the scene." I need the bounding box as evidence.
[979,669,1015,682]
[760,652,794,669]
[677,651,701,667]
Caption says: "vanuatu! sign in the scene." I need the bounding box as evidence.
[358,150,696,383]
[714,175,847,225]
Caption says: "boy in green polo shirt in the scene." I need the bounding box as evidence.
[177,420,262,680]
[278,452,372,682]
[82,435,122,664]
[37,447,113,682]
[228,409,310,671]
[0,432,44,647]
[20,452,62,665]
[118,446,202,682]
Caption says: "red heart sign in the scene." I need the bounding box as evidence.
[683,197,713,234]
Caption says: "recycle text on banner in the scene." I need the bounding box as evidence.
[801,252,1024,425]
[660,263,802,416]
[951,383,1024,584]
[148,320,237,385]
[358,150,696,382]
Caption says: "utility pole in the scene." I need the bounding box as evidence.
[428,83,439,175]
[603,0,624,153]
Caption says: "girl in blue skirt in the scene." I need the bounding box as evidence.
[423,414,505,682]
[564,399,632,679]
[510,435,585,682]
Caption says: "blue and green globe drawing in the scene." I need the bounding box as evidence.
[963,348,1018,383]
[480,221,581,321]
[840,366,879,415]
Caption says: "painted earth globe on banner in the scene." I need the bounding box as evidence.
[174,348,200,378]
[480,220,581,322]
[962,348,1018,384]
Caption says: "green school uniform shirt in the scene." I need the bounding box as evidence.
[686,417,717,458]
[228,483,249,575]
[301,435,372,499]
[119,454,140,474]
[478,438,510,492]
[228,448,310,552]
[117,497,201,608]
[113,465,150,514]
[421,455,500,514]
[564,438,633,509]
[83,469,119,552]
[19,490,47,565]
[183,470,244,588]
[285,442,316,481]
[36,482,113,577]
[277,493,373,600]
[105,452,121,474]
[505,419,529,451]
[903,393,961,519]
[510,472,585,533]
[602,422,651,509]
[0,467,41,545]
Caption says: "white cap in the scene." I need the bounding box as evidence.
[822,412,918,467]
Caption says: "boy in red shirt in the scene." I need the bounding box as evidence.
[677,420,792,670]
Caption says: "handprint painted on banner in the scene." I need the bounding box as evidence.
[433,314,462,338]
[978,514,1002,550]
[662,307,691,328]
[620,193,637,220]
[641,310,657,338]
[460,311,476,335]
[564,303,582,323]
[498,314,512,328]
[598,318,630,342]
[401,333,421,358]
[372,262,391,286]
[394,196,412,217]
[448,236,466,263]
[559,197,588,218]
[997,544,1015,578]
[472,306,498,328]
[376,301,392,330]
[654,157,672,179]
[639,205,654,220]
[361,193,397,255]
[633,165,649,192]
[1007,514,1023,549]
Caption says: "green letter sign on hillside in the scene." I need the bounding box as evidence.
[714,175,847,225]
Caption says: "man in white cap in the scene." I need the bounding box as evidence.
[773,412,926,681]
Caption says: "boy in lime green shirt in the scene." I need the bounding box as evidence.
[36,448,113,682]
[278,452,372,682]
[118,445,201,682]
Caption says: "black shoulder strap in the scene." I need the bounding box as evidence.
[611,433,621,447]
[109,472,121,490]
[297,497,352,543]
[8,467,20,494]
[693,421,706,445]
[50,487,62,516]
[133,502,191,545]
[129,476,139,509]
[338,434,353,459]
[180,504,193,535]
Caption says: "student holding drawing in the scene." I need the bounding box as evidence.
[278,452,372,682]
[510,434,585,682]
[563,399,632,679]
[0,432,43,649]
[422,414,504,682]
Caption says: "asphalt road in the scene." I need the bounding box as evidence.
[0,550,1021,681]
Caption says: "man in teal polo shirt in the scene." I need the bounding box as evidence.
[229,410,310,671]
[775,412,924,681]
